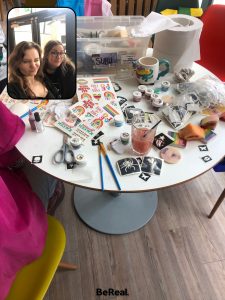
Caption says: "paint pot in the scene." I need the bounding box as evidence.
[70,137,82,149]
[138,85,147,94]
[133,91,142,102]
[75,154,87,166]
[151,95,164,110]
[161,81,170,92]
[114,115,124,127]
[145,88,154,101]
[120,132,130,145]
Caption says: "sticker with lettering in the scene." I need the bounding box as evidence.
[92,53,117,68]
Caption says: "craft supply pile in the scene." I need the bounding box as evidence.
[1,67,225,188]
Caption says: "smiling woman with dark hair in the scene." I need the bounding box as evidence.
[8,41,59,99]
[43,40,75,99]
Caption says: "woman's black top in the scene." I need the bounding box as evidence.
[44,64,75,99]
[7,77,60,99]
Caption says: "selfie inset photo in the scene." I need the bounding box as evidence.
[7,7,76,100]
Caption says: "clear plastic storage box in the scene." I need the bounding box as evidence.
[77,16,150,77]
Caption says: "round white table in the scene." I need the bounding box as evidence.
[16,63,225,234]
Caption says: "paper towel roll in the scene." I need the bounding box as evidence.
[152,14,203,72]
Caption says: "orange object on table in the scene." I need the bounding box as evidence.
[178,123,205,141]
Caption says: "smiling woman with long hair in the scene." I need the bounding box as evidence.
[43,40,75,99]
[8,41,59,99]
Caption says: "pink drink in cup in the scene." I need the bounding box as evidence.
[131,116,158,155]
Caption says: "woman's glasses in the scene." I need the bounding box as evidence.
[50,51,65,58]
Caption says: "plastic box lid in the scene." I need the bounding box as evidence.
[77,16,145,33]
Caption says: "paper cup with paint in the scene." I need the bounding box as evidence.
[135,56,170,85]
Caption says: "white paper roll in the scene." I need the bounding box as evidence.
[153,14,203,72]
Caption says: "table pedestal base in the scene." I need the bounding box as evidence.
[74,187,158,234]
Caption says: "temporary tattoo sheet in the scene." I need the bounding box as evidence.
[54,77,122,142]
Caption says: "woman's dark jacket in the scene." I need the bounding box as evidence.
[44,64,75,99]
[7,77,60,99]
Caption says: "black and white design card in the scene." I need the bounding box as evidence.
[117,158,141,176]
[125,107,143,124]
[32,155,42,164]
[136,157,143,166]
[67,162,76,169]
[117,96,127,107]
[198,145,208,152]
[93,131,104,140]
[139,172,151,182]
[91,139,100,146]
[112,82,122,92]
[123,105,135,119]
[153,133,174,150]
[201,155,212,163]
[141,156,163,176]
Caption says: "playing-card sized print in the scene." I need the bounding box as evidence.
[141,157,163,175]
[117,158,141,176]
[153,133,174,150]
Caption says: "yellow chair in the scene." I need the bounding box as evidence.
[6,215,78,300]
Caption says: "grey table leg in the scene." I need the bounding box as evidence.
[74,187,158,234]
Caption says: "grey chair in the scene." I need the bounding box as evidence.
[201,0,214,10]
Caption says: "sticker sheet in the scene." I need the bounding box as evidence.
[0,87,19,108]
[54,77,122,142]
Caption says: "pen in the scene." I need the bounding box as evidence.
[20,105,38,119]
[99,142,121,191]
[20,100,48,119]
[98,144,104,191]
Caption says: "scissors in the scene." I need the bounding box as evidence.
[53,134,75,164]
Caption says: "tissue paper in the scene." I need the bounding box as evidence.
[131,12,178,37]
[153,14,203,72]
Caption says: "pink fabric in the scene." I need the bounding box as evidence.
[85,0,108,16]
[85,0,112,16]
[0,102,48,300]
